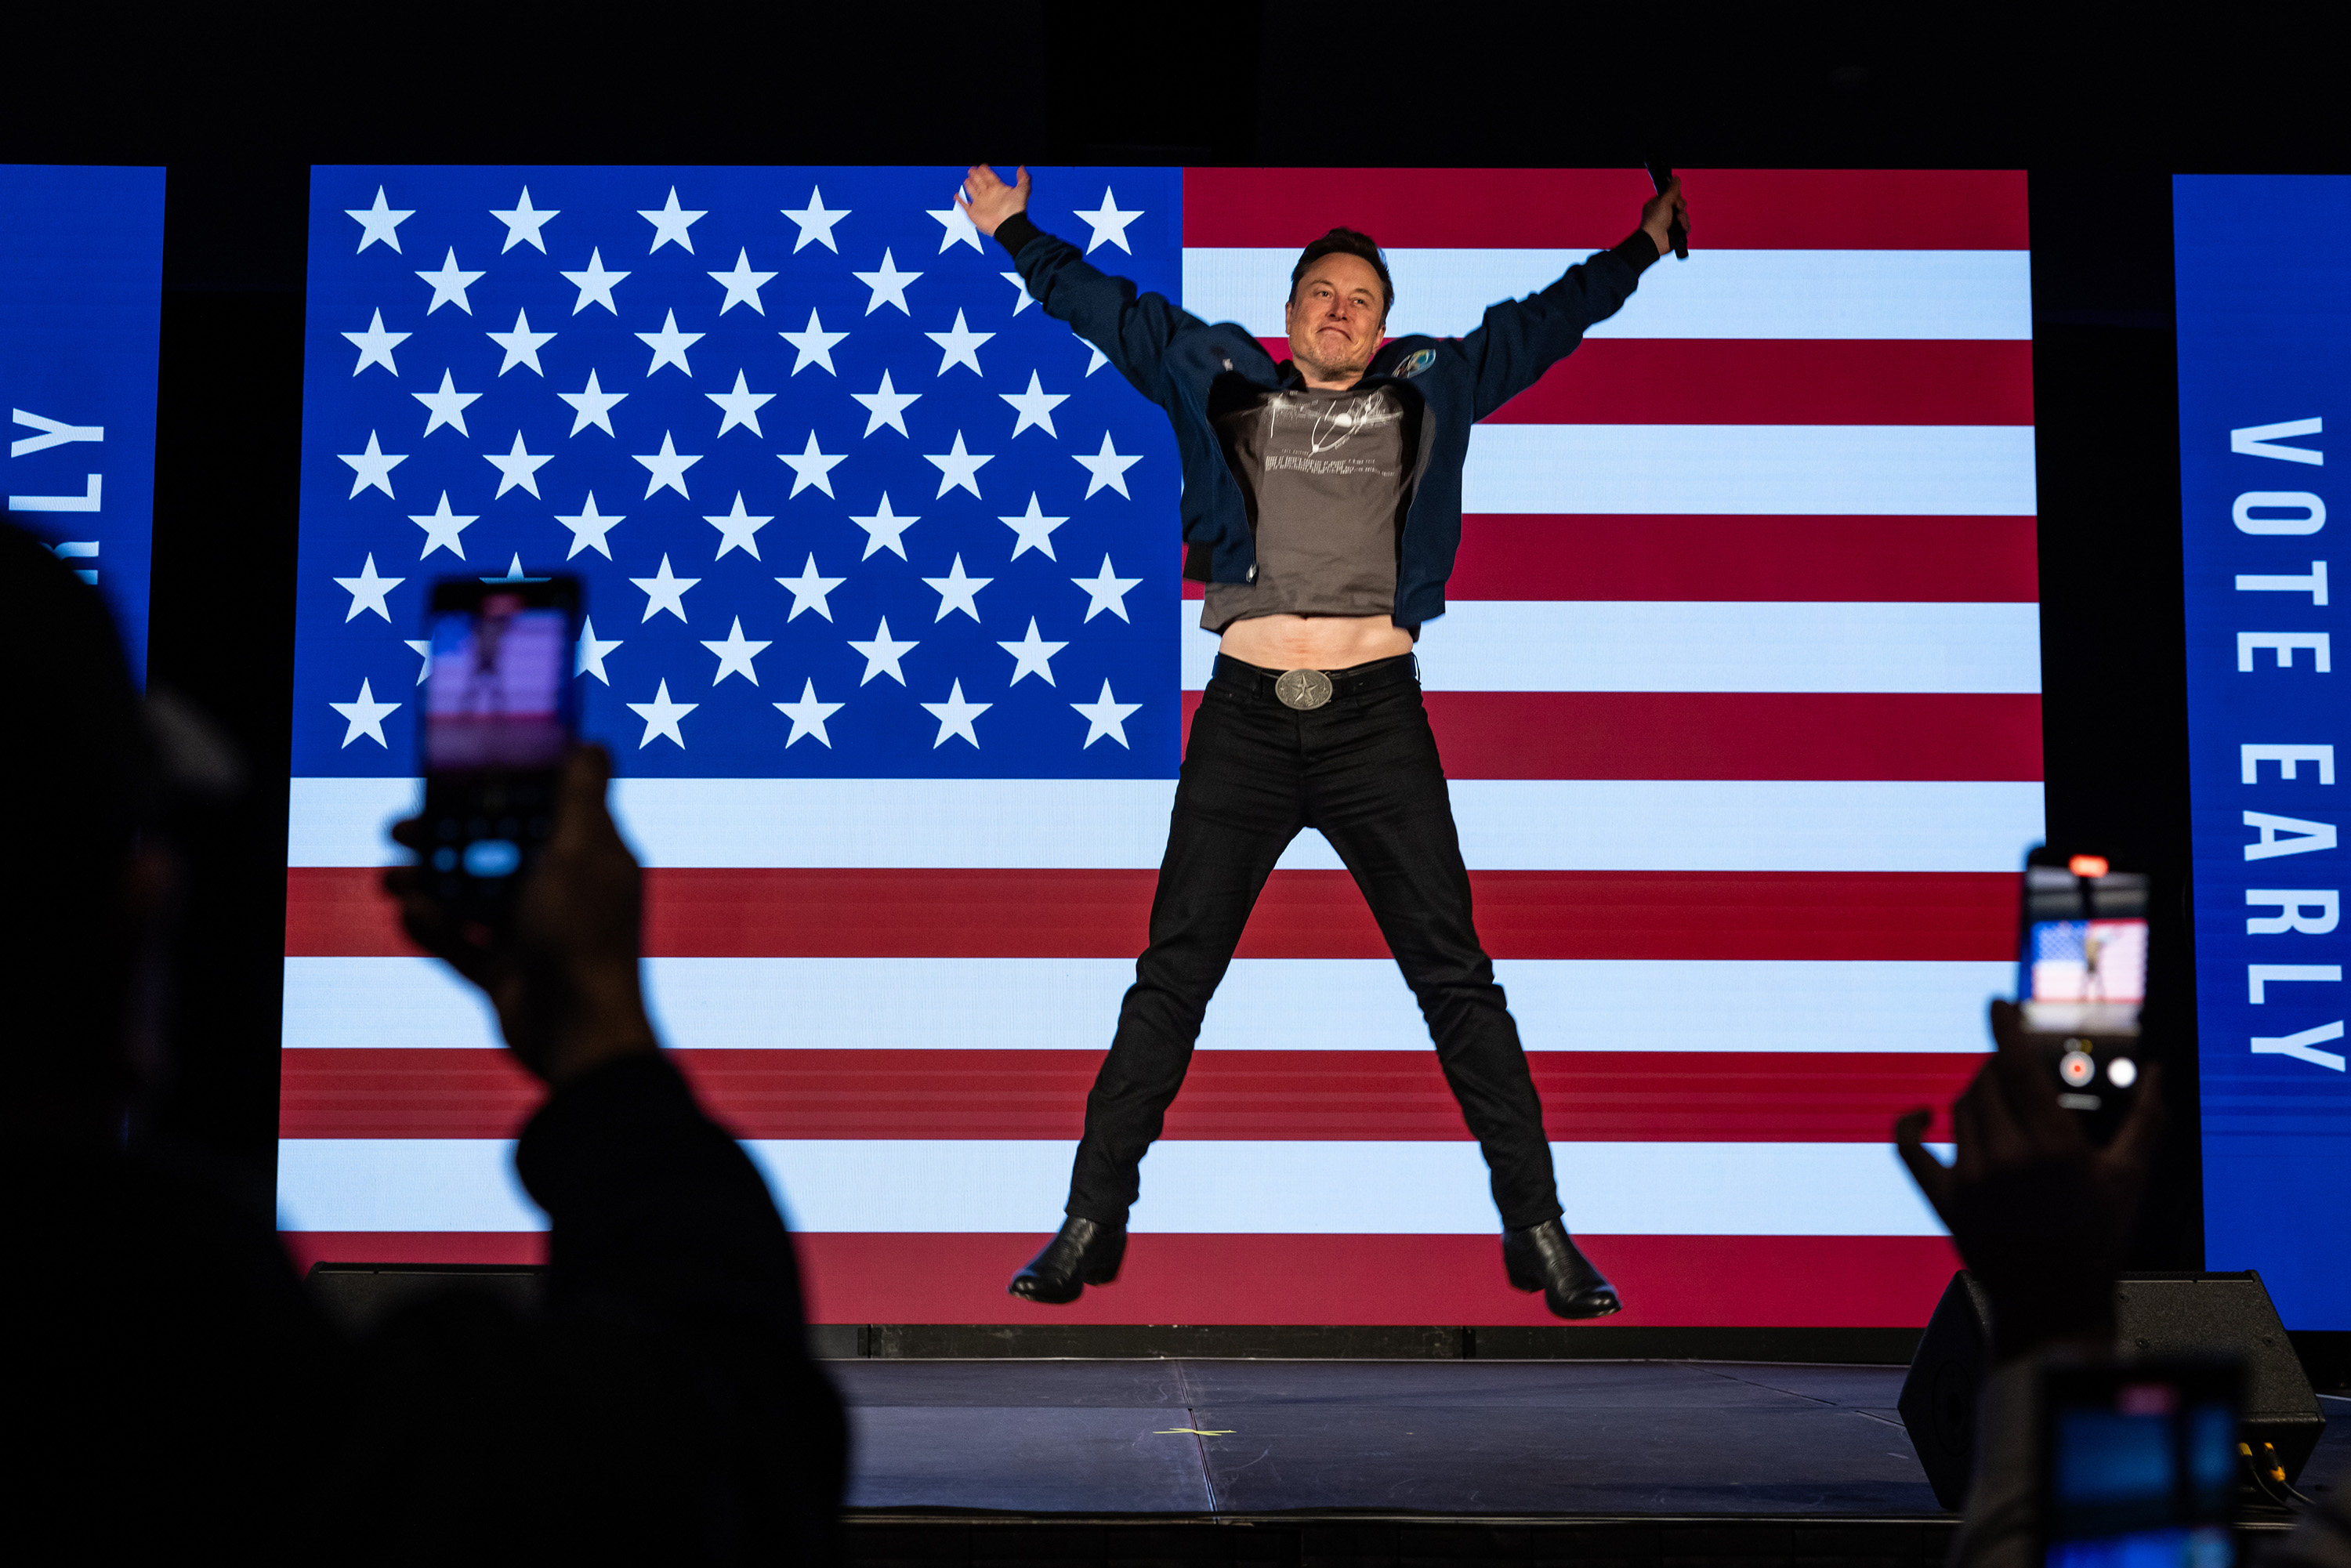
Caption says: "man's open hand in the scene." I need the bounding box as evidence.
[955,164,1029,238]
[1640,177,1687,257]
[386,746,659,1088]
[1895,1000,2165,1360]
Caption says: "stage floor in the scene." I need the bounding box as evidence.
[838,1359,1943,1516]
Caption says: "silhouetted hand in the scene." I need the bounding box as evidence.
[1639,176,1687,256]
[1896,1000,2164,1360]
[955,163,1030,238]
[386,746,658,1088]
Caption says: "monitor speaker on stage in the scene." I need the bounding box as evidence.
[1897,1269,2325,1509]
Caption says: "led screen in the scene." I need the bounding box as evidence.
[0,164,165,681]
[281,165,2038,1327]
[2176,175,2351,1329]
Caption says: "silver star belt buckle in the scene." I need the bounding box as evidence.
[1274,668,1335,711]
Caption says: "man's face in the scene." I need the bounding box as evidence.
[1284,252,1386,377]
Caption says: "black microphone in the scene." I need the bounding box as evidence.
[1643,163,1689,259]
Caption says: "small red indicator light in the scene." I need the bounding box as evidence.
[2069,854,2110,878]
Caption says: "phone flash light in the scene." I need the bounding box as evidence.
[2068,854,2110,878]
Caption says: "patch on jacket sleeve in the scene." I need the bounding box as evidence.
[1393,346,1437,378]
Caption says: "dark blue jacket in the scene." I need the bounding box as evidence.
[997,213,1658,628]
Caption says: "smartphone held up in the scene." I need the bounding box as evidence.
[417,574,582,916]
[2018,847,2152,1143]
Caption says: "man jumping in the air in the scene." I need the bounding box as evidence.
[959,165,1689,1319]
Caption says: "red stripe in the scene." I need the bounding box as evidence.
[1182,168,2029,251]
[288,867,2016,961]
[1176,690,2043,781]
[278,1048,1983,1143]
[1183,515,2041,603]
[1246,339,2034,425]
[278,1230,1962,1327]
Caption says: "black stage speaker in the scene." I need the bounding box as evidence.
[1897,1269,2327,1509]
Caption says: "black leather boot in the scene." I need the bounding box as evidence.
[1502,1219,1622,1320]
[1008,1218,1128,1304]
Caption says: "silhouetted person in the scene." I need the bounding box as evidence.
[5,521,844,1563]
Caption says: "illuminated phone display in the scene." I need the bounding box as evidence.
[422,596,571,772]
[2021,863,2151,1037]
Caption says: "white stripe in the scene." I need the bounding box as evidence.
[1460,424,2037,516]
[277,1136,1952,1237]
[288,776,2042,871]
[284,955,2011,1056]
[1182,599,2043,693]
[1180,247,2033,342]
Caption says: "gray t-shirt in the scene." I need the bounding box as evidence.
[1202,384,1412,634]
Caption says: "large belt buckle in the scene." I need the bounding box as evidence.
[1274,668,1334,711]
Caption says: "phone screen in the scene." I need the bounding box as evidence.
[2021,860,2151,1037]
[423,596,572,773]
[2041,1362,2240,1568]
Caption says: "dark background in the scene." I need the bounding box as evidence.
[5,3,2334,1284]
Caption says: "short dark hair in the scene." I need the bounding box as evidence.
[1289,227,1393,315]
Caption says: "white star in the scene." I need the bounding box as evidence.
[998,617,1068,686]
[1072,555,1142,621]
[705,491,774,559]
[781,186,849,252]
[708,248,777,314]
[853,248,921,315]
[489,186,559,252]
[1074,430,1143,498]
[484,554,539,583]
[408,491,478,559]
[487,307,555,375]
[998,492,1069,560]
[346,186,412,252]
[333,553,404,622]
[404,639,433,685]
[851,370,921,437]
[554,492,625,559]
[1072,679,1143,748]
[1072,186,1144,254]
[1001,270,1036,314]
[415,248,485,314]
[847,616,918,686]
[920,679,991,749]
[630,553,701,622]
[632,431,703,498]
[927,189,984,252]
[780,430,846,498]
[413,369,480,436]
[575,615,622,683]
[558,368,627,436]
[1001,370,1067,438]
[925,308,994,377]
[776,554,846,621]
[639,186,705,253]
[626,679,697,748]
[924,430,993,498]
[774,679,844,748]
[779,308,847,375]
[637,309,702,377]
[560,248,629,314]
[484,431,553,498]
[338,432,407,498]
[343,310,408,375]
[329,678,400,748]
[922,553,993,622]
[848,493,918,559]
[1084,343,1109,376]
[706,369,773,438]
[701,616,772,686]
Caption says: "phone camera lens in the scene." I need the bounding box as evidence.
[2106,1056,2138,1088]
[2060,1049,2096,1087]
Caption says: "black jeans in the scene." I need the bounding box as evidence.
[1065,654,1564,1230]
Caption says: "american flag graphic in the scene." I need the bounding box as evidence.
[280,166,2038,1327]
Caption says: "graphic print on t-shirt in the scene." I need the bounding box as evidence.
[1205,384,1410,629]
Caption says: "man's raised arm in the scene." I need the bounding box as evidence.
[957,163,1207,407]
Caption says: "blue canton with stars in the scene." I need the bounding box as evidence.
[292,165,1183,778]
